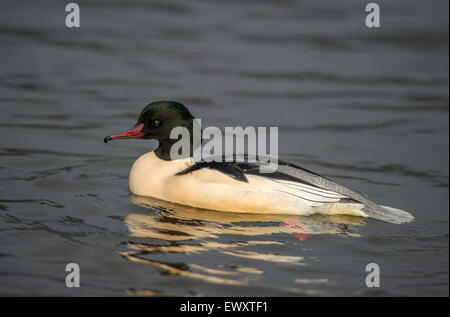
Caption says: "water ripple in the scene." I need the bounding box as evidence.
[239,71,447,87]
[116,194,364,293]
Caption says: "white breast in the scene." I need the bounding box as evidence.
[129,151,194,200]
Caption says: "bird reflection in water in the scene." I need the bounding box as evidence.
[120,193,365,295]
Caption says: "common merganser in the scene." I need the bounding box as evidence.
[104,101,414,224]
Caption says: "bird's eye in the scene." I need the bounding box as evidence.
[152,119,161,127]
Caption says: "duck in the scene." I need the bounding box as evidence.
[104,101,414,224]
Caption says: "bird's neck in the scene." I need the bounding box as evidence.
[154,138,200,161]
[155,140,177,161]
[154,121,202,161]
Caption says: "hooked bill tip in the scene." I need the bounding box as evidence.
[104,136,112,143]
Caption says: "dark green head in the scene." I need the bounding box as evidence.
[104,101,198,159]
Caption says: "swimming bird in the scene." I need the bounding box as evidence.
[104,101,414,224]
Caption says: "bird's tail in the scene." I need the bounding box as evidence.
[363,205,415,224]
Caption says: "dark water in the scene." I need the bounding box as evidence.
[0,0,448,296]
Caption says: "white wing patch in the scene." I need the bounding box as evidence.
[266,179,349,207]
[273,179,348,198]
